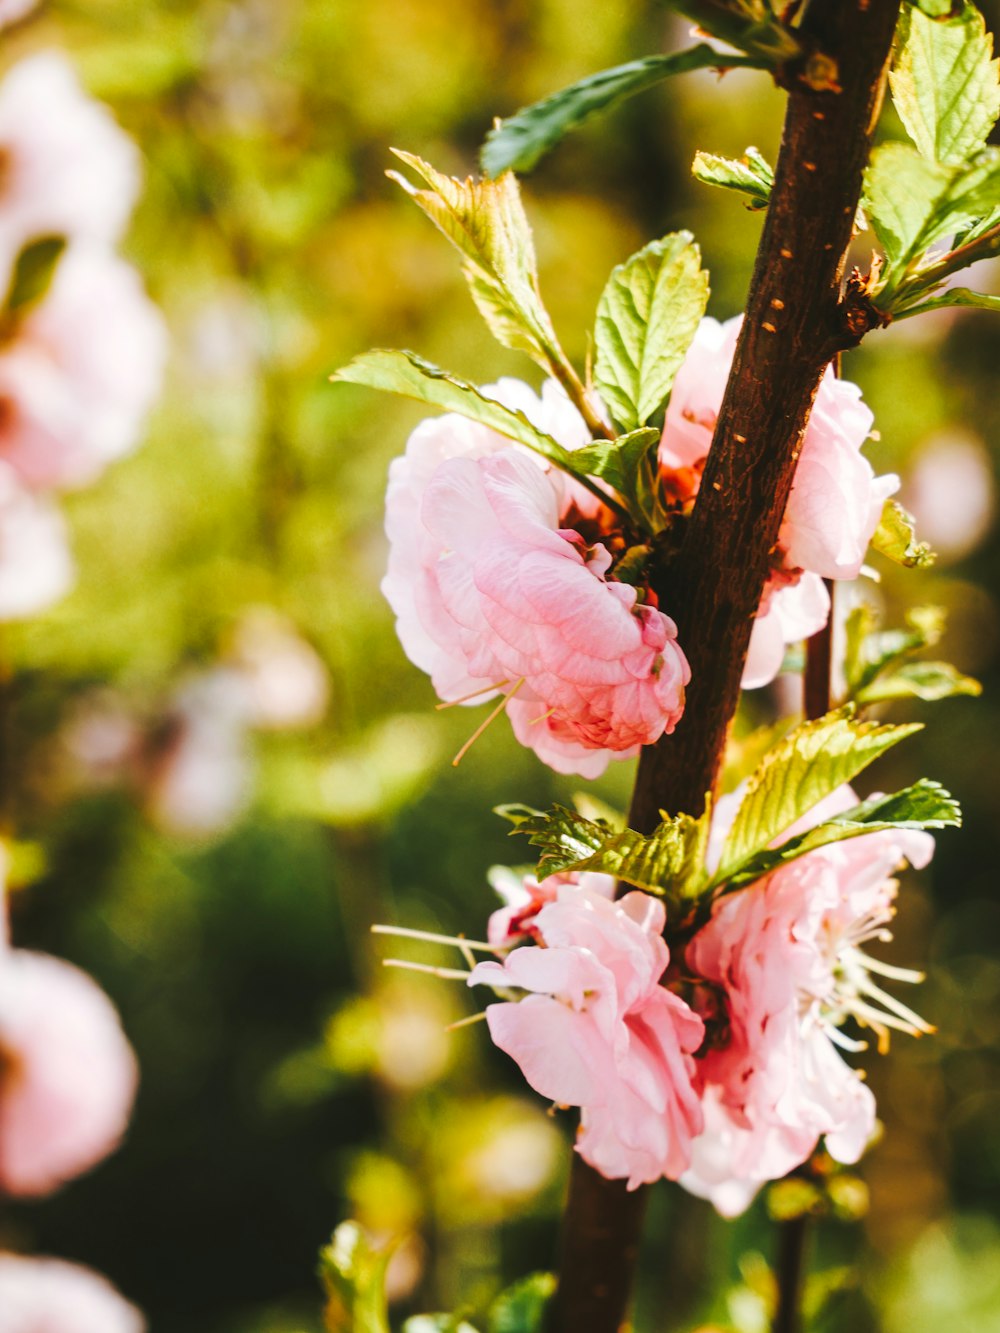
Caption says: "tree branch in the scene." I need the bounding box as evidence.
[550,4,900,1330]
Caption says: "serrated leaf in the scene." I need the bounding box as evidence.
[481,47,768,177]
[594,231,709,435]
[508,803,711,897]
[715,709,922,884]
[331,349,618,512]
[891,1,1000,164]
[488,1272,557,1333]
[691,146,774,209]
[721,779,960,890]
[388,152,565,374]
[871,498,937,567]
[319,1223,392,1333]
[3,236,66,320]
[856,659,982,703]
[894,285,1000,318]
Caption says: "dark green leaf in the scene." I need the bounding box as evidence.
[488,1273,557,1333]
[594,231,709,435]
[691,146,774,209]
[481,47,767,177]
[3,236,66,320]
[870,498,937,567]
[891,1,1000,165]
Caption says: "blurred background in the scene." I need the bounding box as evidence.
[3,1,1000,1329]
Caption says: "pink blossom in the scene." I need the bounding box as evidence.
[0,463,73,619]
[0,950,138,1197]
[485,864,615,947]
[0,246,167,491]
[470,883,704,1188]
[0,0,38,29]
[0,54,140,270]
[661,315,898,685]
[0,1255,144,1333]
[681,789,934,1215]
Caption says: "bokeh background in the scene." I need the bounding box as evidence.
[5,1,1000,1329]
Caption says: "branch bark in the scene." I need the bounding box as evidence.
[550,3,900,1330]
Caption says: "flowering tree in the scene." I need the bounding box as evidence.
[327,1,998,1330]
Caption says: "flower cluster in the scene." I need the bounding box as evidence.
[0,52,166,619]
[470,793,933,1210]
[383,320,893,775]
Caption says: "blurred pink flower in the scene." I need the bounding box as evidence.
[0,0,37,28]
[0,246,167,490]
[470,883,704,1188]
[227,610,329,731]
[0,1255,144,1333]
[0,463,73,619]
[681,789,934,1215]
[0,950,138,1197]
[0,54,139,270]
[660,315,896,685]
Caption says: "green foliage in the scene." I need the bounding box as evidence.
[330,349,620,514]
[719,779,961,891]
[488,1273,557,1333]
[387,152,568,376]
[319,1223,393,1333]
[844,602,958,701]
[691,146,774,209]
[572,428,664,530]
[713,709,922,885]
[892,286,1000,318]
[905,0,961,15]
[2,236,67,322]
[871,498,937,567]
[891,2,1000,166]
[501,802,710,899]
[481,48,768,177]
[593,231,709,434]
[667,2,801,64]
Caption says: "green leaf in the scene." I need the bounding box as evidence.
[865,142,1000,282]
[844,603,945,695]
[319,1223,392,1333]
[572,427,668,532]
[508,803,711,898]
[594,231,709,434]
[691,146,774,209]
[906,0,959,16]
[893,285,1000,318]
[387,152,566,374]
[715,708,922,885]
[481,47,768,177]
[890,1,1000,164]
[721,779,961,890]
[668,2,802,64]
[330,349,619,513]
[488,1273,557,1333]
[871,498,937,567]
[3,236,66,320]
[856,659,982,704]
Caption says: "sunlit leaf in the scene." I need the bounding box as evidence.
[894,285,1000,318]
[871,498,937,567]
[844,603,945,695]
[319,1223,393,1333]
[891,1,1000,164]
[856,659,981,704]
[594,231,709,434]
[691,146,774,209]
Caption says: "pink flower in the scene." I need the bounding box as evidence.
[0,54,140,270]
[0,0,38,29]
[0,1255,144,1333]
[681,789,934,1215]
[470,883,704,1188]
[661,316,898,686]
[0,463,73,620]
[0,246,167,490]
[384,381,689,775]
[485,865,615,946]
[0,949,139,1197]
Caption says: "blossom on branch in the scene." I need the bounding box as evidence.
[469,880,704,1188]
[680,788,934,1215]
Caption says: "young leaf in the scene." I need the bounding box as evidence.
[572,428,663,529]
[720,779,961,890]
[893,286,1000,318]
[594,231,709,434]
[319,1223,393,1333]
[890,1,1000,165]
[845,603,945,695]
[870,498,937,567]
[488,1272,557,1333]
[856,660,982,704]
[691,146,774,209]
[481,48,769,178]
[387,152,568,377]
[330,349,622,515]
[715,708,922,884]
[508,803,711,898]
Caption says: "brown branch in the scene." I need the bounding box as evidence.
[772,1213,812,1333]
[549,4,900,1331]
